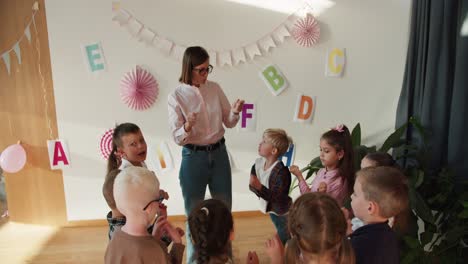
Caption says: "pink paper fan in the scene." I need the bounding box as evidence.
[292,14,320,47]
[120,66,159,111]
[99,128,114,160]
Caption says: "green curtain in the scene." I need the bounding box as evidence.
[396,0,468,182]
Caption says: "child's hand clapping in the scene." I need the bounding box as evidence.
[265,234,284,264]
[246,251,259,264]
[249,174,262,190]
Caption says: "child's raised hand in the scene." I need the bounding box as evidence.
[265,234,284,263]
[246,251,259,264]
[152,215,168,239]
[289,165,302,178]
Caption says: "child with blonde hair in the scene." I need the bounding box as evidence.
[249,128,293,245]
[105,166,184,264]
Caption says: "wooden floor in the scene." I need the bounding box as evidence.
[0,214,276,264]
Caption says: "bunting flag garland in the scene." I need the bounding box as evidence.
[1,3,38,76]
[112,3,318,67]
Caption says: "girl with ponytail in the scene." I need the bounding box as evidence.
[290,124,356,206]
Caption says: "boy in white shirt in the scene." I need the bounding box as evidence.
[249,129,293,245]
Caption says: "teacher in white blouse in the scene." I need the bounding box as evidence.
[167,46,244,263]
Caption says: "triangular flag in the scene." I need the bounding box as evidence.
[245,43,261,60]
[232,48,247,65]
[13,43,22,65]
[112,9,131,26]
[25,25,32,43]
[218,51,232,66]
[138,27,156,44]
[272,25,291,43]
[127,18,143,37]
[154,36,174,55]
[258,35,276,52]
[2,52,11,75]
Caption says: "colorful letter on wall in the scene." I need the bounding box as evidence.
[294,94,316,123]
[82,42,106,73]
[238,102,256,132]
[47,140,71,170]
[325,48,345,77]
[279,143,295,167]
[259,64,288,96]
[147,141,174,174]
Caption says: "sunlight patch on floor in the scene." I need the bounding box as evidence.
[0,222,58,264]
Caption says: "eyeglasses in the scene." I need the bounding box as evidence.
[192,65,213,75]
[143,195,164,210]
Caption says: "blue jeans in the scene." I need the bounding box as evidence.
[179,144,232,263]
[270,213,290,245]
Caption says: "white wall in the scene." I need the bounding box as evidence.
[45,0,411,220]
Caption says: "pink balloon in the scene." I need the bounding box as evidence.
[0,144,27,173]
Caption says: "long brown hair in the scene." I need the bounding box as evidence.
[321,125,355,195]
[106,123,141,174]
[179,46,209,85]
[286,193,355,264]
[188,199,233,264]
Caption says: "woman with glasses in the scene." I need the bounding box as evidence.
[168,46,244,263]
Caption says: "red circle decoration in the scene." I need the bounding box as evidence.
[291,14,320,47]
[99,128,114,160]
[120,66,159,111]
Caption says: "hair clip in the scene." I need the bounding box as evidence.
[200,207,209,216]
[332,124,344,133]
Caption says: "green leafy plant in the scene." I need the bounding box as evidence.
[290,117,468,263]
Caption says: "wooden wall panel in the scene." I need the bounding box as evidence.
[0,0,67,225]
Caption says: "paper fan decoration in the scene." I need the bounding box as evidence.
[99,128,114,160]
[120,66,159,111]
[291,14,320,47]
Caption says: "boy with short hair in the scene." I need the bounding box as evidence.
[249,128,293,245]
[349,166,409,264]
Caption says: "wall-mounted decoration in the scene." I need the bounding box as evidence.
[147,141,174,174]
[259,65,288,96]
[325,48,346,77]
[238,102,257,132]
[47,140,71,170]
[81,42,107,74]
[1,2,38,76]
[0,144,27,173]
[293,94,316,123]
[99,128,114,160]
[112,4,318,67]
[292,14,320,47]
[120,66,159,111]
